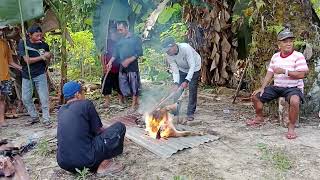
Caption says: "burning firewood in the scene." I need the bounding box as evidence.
[145,103,203,139]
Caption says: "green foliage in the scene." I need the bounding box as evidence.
[266,25,283,34]
[311,0,320,17]
[35,139,50,157]
[46,30,101,82]
[92,0,131,53]
[68,30,100,81]
[158,3,182,24]
[257,143,293,172]
[75,167,90,180]
[173,175,191,180]
[48,0,98,31]
[294,39,306,49]
[160,23,187,43]
[188,0,211,9]
[140,48,171,82]
[232,14,241,24]
[0,0,44,26]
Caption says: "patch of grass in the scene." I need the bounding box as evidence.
[35,139,50,157]
[257,143,292,172]
[173,175,191,180]
[272,150,292,171]
[75,167,90,180]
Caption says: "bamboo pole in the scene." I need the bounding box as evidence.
[18,0,33,92]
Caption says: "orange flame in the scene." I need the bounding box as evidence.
[144,112,172,139]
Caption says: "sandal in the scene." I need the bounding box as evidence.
[246,118,264,127]
[286,132,297,139]
[0,122,8,127]
[42,121,53,128]
[25,117,40,126]
[187,116,194,121]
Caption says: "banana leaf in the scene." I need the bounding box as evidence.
[93,0,131,53]
[0,0,44,26]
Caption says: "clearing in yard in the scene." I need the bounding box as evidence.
[1,87,320,180]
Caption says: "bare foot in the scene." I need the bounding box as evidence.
[0,120,8,127]
[96,160,124,177]
[246,117,264,127]
[286,124,297,139]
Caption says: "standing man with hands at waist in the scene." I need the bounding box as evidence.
[106,21,143,113]
[162,37,202,121]
[18,25,52,127]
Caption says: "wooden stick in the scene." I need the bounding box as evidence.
[232,60,249,104]
[151,86,183,112]
[100,68,110,94]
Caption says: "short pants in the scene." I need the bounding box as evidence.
[0,80,13,96]
[101,72,121,96]
[256,85,304,104]
[119,68,141,97]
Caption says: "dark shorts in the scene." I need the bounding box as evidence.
[91,122,126,171]
[101,72,121,96]
[0,80,13,96]
[257,86,304,104]
[119,68,141,97]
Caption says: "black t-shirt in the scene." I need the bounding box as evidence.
[112,34,143,72]
[57,100,103,171]
[18,39,49,79]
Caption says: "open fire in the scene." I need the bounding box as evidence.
[144,104,202,139]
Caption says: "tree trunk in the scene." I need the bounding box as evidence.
[183,1,238,87]
[142,0,170,39]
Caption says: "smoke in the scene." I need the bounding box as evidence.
[138,83,173,114]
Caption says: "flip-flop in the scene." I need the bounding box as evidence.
[42,121,53,128]
[0,122,8,127]
[25,118,40,126]
[97,162,124,177]
[286,132,297,139]
[246,119,264,127]
[187,116,194,121]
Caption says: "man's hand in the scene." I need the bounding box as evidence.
[106,61,112,71]
[274,67,285,74]
[121,58,131,68]
[180,81,188,89]
[44,52,51,58]
[172,84,179,92]
[102,65,108,73]
[252,87,264,97]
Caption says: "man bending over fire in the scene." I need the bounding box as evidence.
[57,81,125,175]
[247,26,309,139]
[161,37,202,121]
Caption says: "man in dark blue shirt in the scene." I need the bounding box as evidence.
[18,25,52,126]
[107,21,143,113]
[57,81,126,175]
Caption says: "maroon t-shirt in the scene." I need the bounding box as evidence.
[103,39,119,73]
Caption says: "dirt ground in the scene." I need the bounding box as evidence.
[1,87,320,180]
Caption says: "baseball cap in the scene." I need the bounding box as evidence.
[277,27,294,41]
[161,37,176,52]
[63,81,81,99]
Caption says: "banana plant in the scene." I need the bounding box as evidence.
[0,0,45,91]
[92,0,131,53]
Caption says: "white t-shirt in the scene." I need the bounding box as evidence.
[267,51,308,89]
[166,43,201,83]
